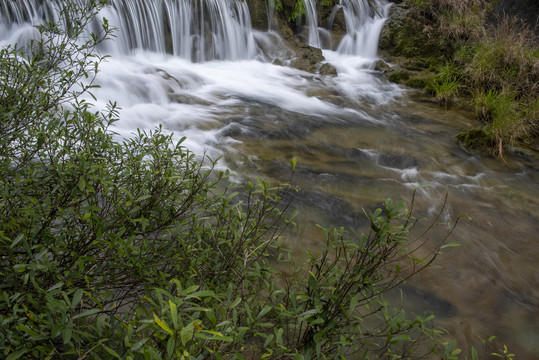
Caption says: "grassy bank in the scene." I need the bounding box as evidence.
[382,0,538,158]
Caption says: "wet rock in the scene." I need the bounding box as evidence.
[168,94,212,106]
[272,58,284,66]
[319,63,338,76]
[373,59,390,72]
[288,41,326,73]
[330,7,346,33]
[379,3,447,59]
[246,0,268,30]
[387,68,410,83]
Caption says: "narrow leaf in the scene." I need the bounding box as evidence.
[154,313,174,335]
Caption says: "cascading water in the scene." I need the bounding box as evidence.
[302,0,322,48]
[1,1,539,357]
[301,0,391,57]
[334,0,391,57]
[1,0,258,61]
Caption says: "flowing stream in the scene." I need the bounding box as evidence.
[1,0,538,357]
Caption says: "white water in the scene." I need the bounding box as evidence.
[2,1,539,357]
[336,0,391,56]
[302,0,391,57]
[0,0,396,160]
[303,0,322,48]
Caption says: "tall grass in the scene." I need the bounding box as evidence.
[457,17,539,156]
[427,62,462,107]
[410,0,539,157]
[461,17,538,99]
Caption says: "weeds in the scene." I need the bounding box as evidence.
[461,17,538,98]
[408,0,539,157]
[427,62,462,107]
[456,16,539,157]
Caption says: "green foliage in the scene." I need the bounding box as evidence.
[427,63,462,107]
[469,89,534,157]
[269,0,283,12]
[438,11,484,42]
[288,0,306,23]
[459,17,538,99]
[455,16,538,156]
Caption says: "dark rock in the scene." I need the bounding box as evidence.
[387,68,410,83]
[246,0,269,30]
[272,58,284,66]
[319,63,338,76]
[379,3,448,59]
[289,41,326,73]
[331,7,346,32]
[400,287,458,318]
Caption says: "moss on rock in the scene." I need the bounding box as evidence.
[456,127,495,152]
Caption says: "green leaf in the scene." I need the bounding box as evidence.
[389,334,411,344]
[62,322,73,344]
[264,334,274,347]
[169,300,179,329]
[471,346,478,360]
[440,242,461,249]
[180,323,194,346]
[6,349,28,360]
[103,345,122,359]
[348,296,359,317]
[154,313,174,335]
[72,289,84,308]
[275,327,283,345]
[290,157,297,171]
[73,308,100,319]
[185,290,215,300]
[131,338,149,351]
[166,337,175,358]
[47,282,64,292]
[78,177,87,191]
[256,305,272,320]
[10,234,24,249]
[230,297,241,308]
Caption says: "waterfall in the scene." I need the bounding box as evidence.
[301,0,391,58]
[303,0,321,48]
[335,0,391,57]
[1,0,391,61]
[0,0,258,62]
